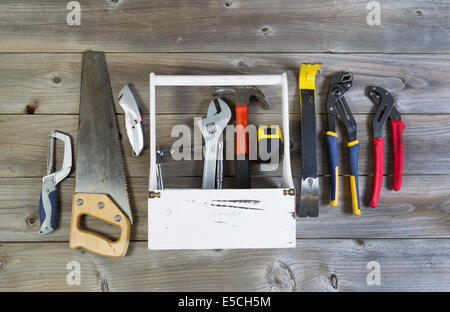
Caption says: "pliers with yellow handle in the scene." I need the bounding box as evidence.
[325,72,360,215]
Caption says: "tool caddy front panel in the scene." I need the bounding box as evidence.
[148,74,296,250]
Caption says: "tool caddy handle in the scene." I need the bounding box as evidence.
[391,120,405,192]
[370,137,384,208]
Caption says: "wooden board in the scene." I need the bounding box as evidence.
[2,53,450,115]
[1,1,449,292]
[1,175,449,242]
[1,1,450,53]
[1,240,449,291]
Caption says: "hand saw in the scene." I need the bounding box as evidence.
[69,51,132,258]
[298,64,321,217]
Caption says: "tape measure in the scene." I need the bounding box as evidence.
[257,125,283,164]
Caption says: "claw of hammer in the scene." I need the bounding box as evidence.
[212,86,271,110]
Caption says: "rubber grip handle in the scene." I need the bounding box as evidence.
[370,137,384,208]
[39,178,57,235]
[348,141,361,216]
[326,132,338,206]
[391,120,405,192]
[39,190,57,233]
[235,105,249,156]
[235,157,251,189]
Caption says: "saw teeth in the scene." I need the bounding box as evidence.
[77,51,133,224]
[103,53,133,224]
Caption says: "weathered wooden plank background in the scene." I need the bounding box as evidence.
[0,0,449,292]
[0,0,449,53]
[1,240,449,292]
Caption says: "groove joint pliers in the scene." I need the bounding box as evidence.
[326,72,361,215]
[368,86,405,208]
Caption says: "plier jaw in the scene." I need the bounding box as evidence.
[328,72,353,102]
[326,73,353,127]
[369,86,396,139]
[368,87,405,208]
[325,72,361,215]
[326,73,357,140]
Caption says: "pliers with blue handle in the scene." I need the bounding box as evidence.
[325,72,360,215]
[39,131,72,234]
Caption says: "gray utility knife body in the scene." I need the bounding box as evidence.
[39,131,72,234]
[118,84,144,156]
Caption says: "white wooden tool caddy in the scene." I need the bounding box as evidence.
[148,73,296,250]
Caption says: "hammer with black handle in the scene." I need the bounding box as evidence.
[212,86,271,188]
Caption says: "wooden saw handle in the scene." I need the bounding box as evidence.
[69,193,131,258]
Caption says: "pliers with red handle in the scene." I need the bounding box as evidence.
[368,86,405,208]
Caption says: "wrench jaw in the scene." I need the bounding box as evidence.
[196,98,231,189]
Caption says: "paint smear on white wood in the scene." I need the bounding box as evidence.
[148,188,296,250]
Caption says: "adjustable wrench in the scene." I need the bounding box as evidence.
[196,98,231,189]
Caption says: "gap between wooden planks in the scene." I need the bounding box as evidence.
[1,114,449,177]
[1,53,450,115]
[0,176,449,241]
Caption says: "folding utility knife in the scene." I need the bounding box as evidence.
[118,84,144,156]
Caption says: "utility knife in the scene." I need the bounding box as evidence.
[118,84,144,156]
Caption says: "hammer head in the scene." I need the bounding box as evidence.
[212,86,271,110]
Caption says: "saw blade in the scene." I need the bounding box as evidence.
[75,51,132,224]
